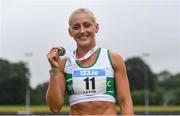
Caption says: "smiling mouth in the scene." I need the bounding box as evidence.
[79,35,88,40]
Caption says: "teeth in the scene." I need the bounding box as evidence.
[80,35,88,39]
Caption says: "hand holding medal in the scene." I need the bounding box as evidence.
[47,47,66,69]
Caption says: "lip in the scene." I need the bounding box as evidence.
[79,35,89,40]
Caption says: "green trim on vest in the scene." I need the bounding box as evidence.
[65,73,74,95]
[107,49,114,70]
[64,58,67,69]
[76,48,101,68]
[106,77,116,97]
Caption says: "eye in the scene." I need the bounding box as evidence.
[84,23,91,28]
[71,25,80,30]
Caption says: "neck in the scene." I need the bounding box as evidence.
[76,44,96,59]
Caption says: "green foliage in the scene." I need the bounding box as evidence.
[64,92,70,105]
[132,89,165,105]
[159,73,180,90]
[173,88,180,105]
[30,81,70,105]
[156,70,172,82]
[0,59,29,105]
[125,57,157,91]
[31,82,48,105]
[149,89,164,105]
[132,90,145,105]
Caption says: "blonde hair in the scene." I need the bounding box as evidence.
[69,8,96,26]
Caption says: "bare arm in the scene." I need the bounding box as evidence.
[110,52,134,115]
[46,47,66,112]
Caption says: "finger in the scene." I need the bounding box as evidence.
[49,49,62,60]
[48,51,58,60]
[47,47,62,68]
[50,48,59,54]
[50,46,64,52]
[50,47,59,51]
[47,54,59,68]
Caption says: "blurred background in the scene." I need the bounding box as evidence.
[0,0,180,115]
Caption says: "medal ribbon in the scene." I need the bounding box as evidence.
[73,45,98,61]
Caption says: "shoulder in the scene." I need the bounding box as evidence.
[108,50,126,70]
[108,50,124,64]
[101,48,123,60]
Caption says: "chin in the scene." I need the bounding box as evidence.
[78,40,90,46]
[78,42,91,47]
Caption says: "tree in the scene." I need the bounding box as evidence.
[0,59,29,105]
[159,73,180,90]
[125,57,157,91]
[31,81,70,105]
[31,82,48,105]
[156,70,172,82]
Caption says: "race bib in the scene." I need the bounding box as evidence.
[72,69,106,96]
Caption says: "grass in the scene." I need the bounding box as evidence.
[0,105,69,113]
[0,105,180,113]
[133,106,180,112]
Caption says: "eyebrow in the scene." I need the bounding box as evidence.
[71,21,93,25]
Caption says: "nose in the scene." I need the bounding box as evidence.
[80,26,85,33]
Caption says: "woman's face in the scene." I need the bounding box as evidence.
[68,12,99,48]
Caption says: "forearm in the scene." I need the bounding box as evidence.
[118,98,134,115]
[46,76,64,112]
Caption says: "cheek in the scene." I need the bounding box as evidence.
[70,31,78,37]
[87,28,96,33]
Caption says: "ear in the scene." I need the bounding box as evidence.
[95,23,99,33]
[68,28,73,37]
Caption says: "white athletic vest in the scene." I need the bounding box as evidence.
[64,48,116,106]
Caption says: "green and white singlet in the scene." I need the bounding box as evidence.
[64,48,116,105]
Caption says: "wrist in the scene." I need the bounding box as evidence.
[49,68,59,77]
